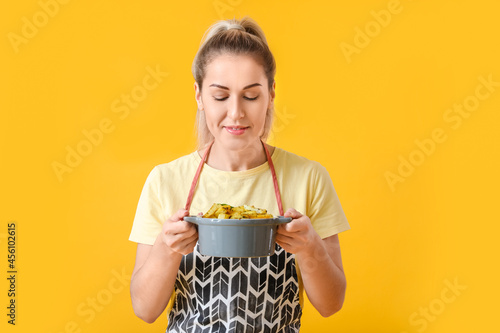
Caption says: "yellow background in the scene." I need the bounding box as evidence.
[1,0,499,332]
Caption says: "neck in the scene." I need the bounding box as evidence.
[201,140,274,171]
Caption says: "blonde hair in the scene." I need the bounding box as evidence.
[192,16,276,151]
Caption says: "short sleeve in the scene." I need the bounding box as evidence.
[129,166,165,245]
[308,163,350,239]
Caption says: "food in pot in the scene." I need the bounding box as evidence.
[202,203,273,219]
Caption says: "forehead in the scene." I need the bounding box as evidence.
[205,54,266,88]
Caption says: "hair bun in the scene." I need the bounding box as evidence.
[226,23,245,31]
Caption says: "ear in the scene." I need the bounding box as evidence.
[268,80,276,109]
[194,82,203,110]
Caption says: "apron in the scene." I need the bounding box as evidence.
[167,139,302,333]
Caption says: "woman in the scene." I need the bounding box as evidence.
[129,16,350,332]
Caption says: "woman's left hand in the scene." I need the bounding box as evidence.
[276,208,320,255]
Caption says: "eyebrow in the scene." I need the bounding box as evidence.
[208,83,262,90]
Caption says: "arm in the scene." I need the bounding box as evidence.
[276,208,346,317]
[297,234,346,317]
[130,209,198,323]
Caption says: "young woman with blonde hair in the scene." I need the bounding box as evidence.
[129,16,350,332]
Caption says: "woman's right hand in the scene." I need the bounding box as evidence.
[161,209,199,255]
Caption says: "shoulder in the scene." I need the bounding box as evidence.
[275,147,325,174]
[274,148,330,189]
[146,152,198,184]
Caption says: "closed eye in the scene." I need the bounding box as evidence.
[213,96,259,101]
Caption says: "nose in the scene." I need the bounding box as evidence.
[227,96,245,120]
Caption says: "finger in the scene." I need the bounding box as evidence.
[275,233,294,245]
[178,232,198,248]
[277,224,293,236]
[284,208,303,219]
[185,233,199,247]
[169,209,189,222]
[171,226,196,240]
[173,220,195,234]
[278,220,303,234]
[285,220,307,233]
[170,231,198,251]
[275,238,294,253]
[183,223,198,238]
[177,234,199,254]
[167,221,195,237]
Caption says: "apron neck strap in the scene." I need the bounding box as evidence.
[184,139,285,216]
[262,140,284,216]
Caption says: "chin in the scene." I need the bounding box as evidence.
[219,135,258,148]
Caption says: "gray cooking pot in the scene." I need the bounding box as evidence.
[183,216,292,257]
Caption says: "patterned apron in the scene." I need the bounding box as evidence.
[166,139,302,333]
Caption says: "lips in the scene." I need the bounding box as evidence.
[224,126,249,135]
[224,126,249,130]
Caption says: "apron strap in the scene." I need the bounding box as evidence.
[184,139,284,216]
[262,140,284,216]
[184,139,214,212]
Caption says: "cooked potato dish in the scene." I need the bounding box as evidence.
[202,203,273,219]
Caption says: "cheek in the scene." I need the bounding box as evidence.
[204,110,224,130]
[255,105,268,127]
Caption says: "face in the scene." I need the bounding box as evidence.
[194,53,275,151]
